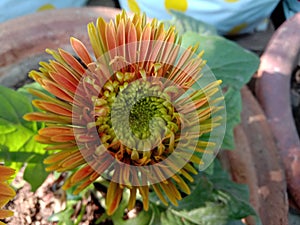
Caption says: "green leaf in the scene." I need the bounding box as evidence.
[0,85,49,190]
[48,207,75,225]
[149,204,163,225]
[0,118,16,134]
[163,11,217,35]
[206,160,249,203]
[181,32,259,90]
[158,203,228,225]
[23,155,49,191]
[0,85,37,131]
[205,161,258,220]
[222,88,242,149]
[226,195,257,220]
[175,176,214,210]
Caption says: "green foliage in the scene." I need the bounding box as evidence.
[159,203,229,225]
[48,207,75,225]
[222,88,242,150]
[205,161,257,220]
[170,161,257,225]
[0,85,49,191]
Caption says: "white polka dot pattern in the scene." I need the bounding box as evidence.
[119,0,280,35]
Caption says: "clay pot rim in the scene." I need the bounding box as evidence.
[0,6,122,70]
[255,12,300,209]
[0,6,123,86]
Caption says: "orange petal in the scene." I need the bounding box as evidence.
[45,162,62,172]
[38,126,73,137]
[58,48,86,75]
[159,30,177,68]
[49,71,78,93]
[58,151,84,169]
[73,178,95,195]
[70,165,94,185]
[0,209,14,219]
[106,21,118,63]
[0,166,15,182]
[139,27,152,65]
[33,100,72,117]
[45,142,77,151]
[138,186,149,211]
[34,135,53,144]
[44,150,76,164]
[50,135,75,143]
[27,88,71,109]
[91,155,114,176]
[169,46,194,80]
[0,183,16,206]
[127,187,137,210]
[106,182,123,215]
[148,32,165,61]
[50,61,78,82]
[126,21,137,63]
[117,19,126,59]
[42,80,74,102]
[24,112,72,124]
[70,37,92,65]
[89,171,101,181]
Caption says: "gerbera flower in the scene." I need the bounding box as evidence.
[24,11,225,215]
[0,166,15,224]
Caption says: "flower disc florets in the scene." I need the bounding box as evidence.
[111,78,182,151]
[24,11,226,215]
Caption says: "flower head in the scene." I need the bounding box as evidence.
[24,11,225,215]
[0,166,15,223]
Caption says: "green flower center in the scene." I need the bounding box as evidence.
[129,96,164,139]
[110,79,179,152]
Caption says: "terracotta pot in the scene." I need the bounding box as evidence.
[220,86,288,225]
[0,6,122,87]
[255,12,300,209]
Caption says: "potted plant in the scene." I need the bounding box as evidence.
[0,6,291,225]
